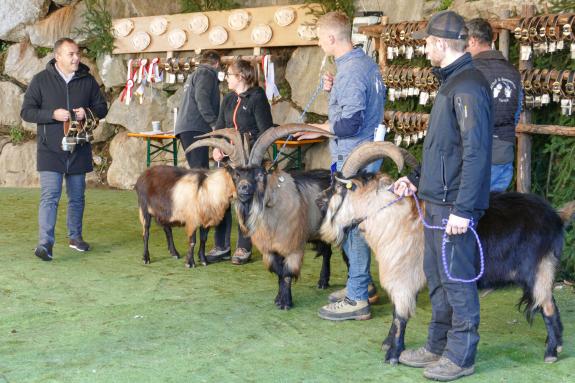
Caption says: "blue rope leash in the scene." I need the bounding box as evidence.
[270,77,324,168]
[411,192,485,283]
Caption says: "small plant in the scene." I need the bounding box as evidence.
[35,47,52,58]
[9,125,28,144]
[435,0,454,11]
[304,0,356,20]
[75,0,114,60]
[180,0,238,12]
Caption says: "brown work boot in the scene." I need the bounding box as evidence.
[423,357,475,381]
[318,297,371,321]
[399,347,441,368]
[231,247,251,265]
[328,282,379,304]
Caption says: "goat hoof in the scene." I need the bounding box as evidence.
[388,358,399,366]
[278,304,292,310]
[201,261,208,266]
[172,254,180,259]
[143,259,150,265]
[186,263,196,269]
[317,281,330,289]
[557,345,563,353]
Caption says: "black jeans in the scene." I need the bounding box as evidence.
[214,207,252,252]
[423,202,483,368]
[178,131,209,169]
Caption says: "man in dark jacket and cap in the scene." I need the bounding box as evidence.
[466,18,522,192]
[393,11,493,381]
[21,37,108,261]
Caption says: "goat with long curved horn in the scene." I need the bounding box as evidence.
[248,123,335,166]
[340,142,406,178]
[184,128,248,166]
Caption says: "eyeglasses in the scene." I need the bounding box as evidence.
[225,72,240,78]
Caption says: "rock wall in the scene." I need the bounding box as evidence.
[0,0,547,189]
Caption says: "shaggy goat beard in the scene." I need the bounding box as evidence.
[319,192,348,246]
[235,184,267,237]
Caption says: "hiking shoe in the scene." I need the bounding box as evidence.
[231,248,251,265]
[205,247,231,263]
[318,297,371,321]
[423,357,474,381]
[328,282,380,304]
[399,347,441,368]
[34,244,53,261]
[69,238,90,252]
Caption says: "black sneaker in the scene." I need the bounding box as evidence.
[34,244,53,261]
[69,238,90,252]
[205,247,231,263]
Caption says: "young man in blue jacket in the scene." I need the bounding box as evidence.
[21,38,108,261]
[296,11,385,320]
[393,11,493,381]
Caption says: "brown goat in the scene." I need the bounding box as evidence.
[135,165,236,268]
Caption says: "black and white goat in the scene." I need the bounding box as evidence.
[187,125,337,309]
[318,141,575,364]
[135,162,236,268]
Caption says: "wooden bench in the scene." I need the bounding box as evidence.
[127,132,178,167]
[272,138,326,170]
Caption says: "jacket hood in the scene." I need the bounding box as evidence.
[238,86,264,99]
[473,50,507,61]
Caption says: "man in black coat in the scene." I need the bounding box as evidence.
[467,18,522,192]
[21,37,108,261]
[393,11,493,381]
[174,50,221,168]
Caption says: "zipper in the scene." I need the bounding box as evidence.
[441,153,448,202]
[232,96,241,131]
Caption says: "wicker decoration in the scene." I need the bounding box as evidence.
[274,7,296,27]
[209,26,228,46]
[251,24,273,45]
[189,13,209,35]
[228,10,250,31]
[112,19,134,38]
[168,28,187,49]
[297,24,317,41]
[149,17,168,35]
[131,31,151,51]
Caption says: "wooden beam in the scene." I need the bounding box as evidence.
[112,3,322,54]
[516,123,575,136]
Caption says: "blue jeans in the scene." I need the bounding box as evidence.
[490,162,513,192]
[38,171,86,246]
[341,159,381,301]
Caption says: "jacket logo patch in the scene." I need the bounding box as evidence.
[490,77,516,104]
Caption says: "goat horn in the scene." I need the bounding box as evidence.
[197,128,248,164]
[184,137,245,167]
[399,148,420,169]
[248,124,334,166]
[340,142,405,178]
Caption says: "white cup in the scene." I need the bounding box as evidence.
[151,121,161,132]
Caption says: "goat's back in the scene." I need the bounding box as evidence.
[292,169,331,237]
[477,192,565,289]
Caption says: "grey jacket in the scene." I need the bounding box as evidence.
[175,64,220,135]
[327,48,385,170]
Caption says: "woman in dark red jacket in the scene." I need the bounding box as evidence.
[207,59,273,265]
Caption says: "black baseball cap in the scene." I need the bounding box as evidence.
[412,10,468,40]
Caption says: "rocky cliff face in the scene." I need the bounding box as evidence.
[0,0,541,189]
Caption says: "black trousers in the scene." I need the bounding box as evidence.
[214,207,252,251]
[178,131,209,169]
[423,202,483,368]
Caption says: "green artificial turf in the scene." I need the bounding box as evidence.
[0,188,574,382]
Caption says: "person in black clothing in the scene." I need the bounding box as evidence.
[392,11,493,381]
[466,18,522,192]
[174,50,221,169]
[21,37,108,261]
[206,59,273,265]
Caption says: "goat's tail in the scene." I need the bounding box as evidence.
[518,289,538,324]
[558,200,575,228]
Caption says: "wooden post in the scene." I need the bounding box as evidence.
[253,47,262,86]
[516,4,535,193]
[379,16,388,72]
[498,10,510,60]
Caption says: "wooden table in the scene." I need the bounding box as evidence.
[127,132,178,167]
[272,138,326,170]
